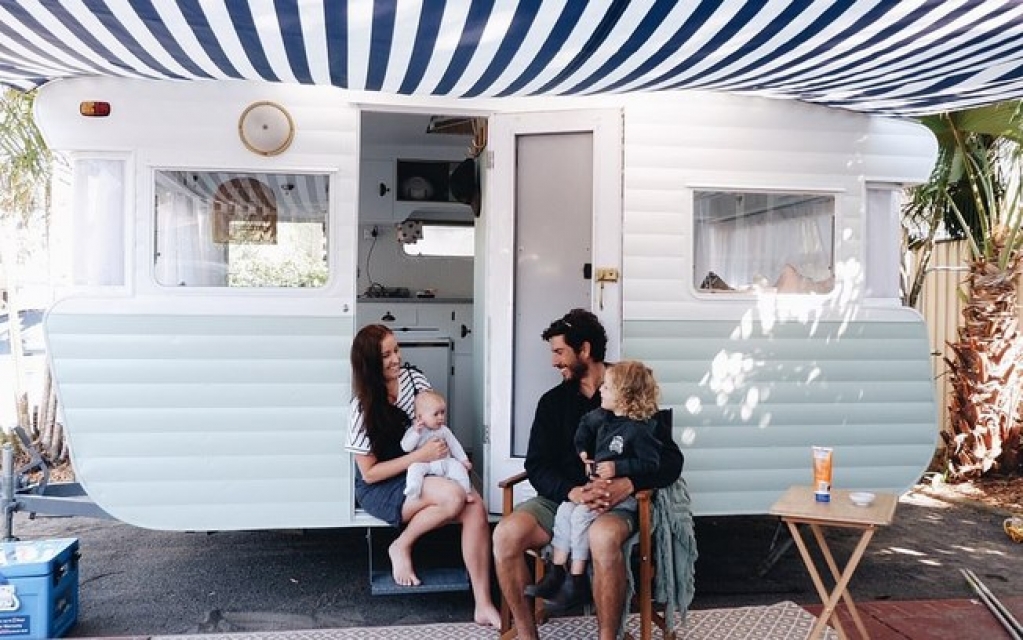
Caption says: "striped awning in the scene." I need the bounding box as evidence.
[3,1,1023,116]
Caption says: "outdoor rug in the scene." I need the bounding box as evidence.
[155,601,837,639]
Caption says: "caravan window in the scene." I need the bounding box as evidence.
[72,158,126,286]
[400,222,474,257]
[153,170,328,288]
[693,190,835,294]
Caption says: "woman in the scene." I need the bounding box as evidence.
[345,324,501,627]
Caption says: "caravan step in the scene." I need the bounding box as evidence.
[370,567,470,596]
[366,526,471,596]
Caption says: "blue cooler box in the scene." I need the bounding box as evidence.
[0,538,79,639]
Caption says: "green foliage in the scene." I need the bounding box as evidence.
[902,102,1023,308]
[227,223,328,288]
[945,128,1023,267]
[228,251,328,288]
[907,103,1023,244]
[0,88,52,221]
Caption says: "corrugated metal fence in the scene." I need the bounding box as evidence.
[915,239,969,448]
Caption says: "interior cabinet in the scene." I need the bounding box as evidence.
[359,159,395,224]
[356,301,475,451]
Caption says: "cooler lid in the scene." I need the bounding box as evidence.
[0,538,78,578]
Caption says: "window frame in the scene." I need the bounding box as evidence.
[149,167,332,291]
[399,220,476,259]
[691,187,838,297]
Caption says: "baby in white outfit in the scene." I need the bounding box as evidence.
[400,390,474,502]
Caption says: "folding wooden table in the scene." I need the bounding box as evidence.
[769,485,898,640]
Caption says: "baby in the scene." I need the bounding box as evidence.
[400,390,474,502]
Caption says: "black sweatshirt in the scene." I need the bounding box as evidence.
[523,378,684,503]
[575,409,662,478]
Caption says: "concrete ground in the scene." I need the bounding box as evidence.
[4,485,1021,638]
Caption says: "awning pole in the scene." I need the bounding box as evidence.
[962,568,1023,640]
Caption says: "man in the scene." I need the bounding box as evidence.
[493,308,683,640]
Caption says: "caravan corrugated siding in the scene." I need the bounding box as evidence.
[620,96,938,515]
[46,301,354,531]
[626,318,936,515]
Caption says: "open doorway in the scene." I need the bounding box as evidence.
[354,110,483,459]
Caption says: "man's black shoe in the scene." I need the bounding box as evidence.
[544,572,592,611]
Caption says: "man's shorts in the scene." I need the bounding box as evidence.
[515,495,637,536]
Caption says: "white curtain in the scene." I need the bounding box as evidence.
[72,159,125,286]
[154,173,227,286]
[694,192,834,290]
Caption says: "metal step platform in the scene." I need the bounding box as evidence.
[366,526,470,596]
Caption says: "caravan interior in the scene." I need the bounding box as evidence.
[33,77,939,532]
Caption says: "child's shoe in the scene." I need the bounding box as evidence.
[523,562,565,599]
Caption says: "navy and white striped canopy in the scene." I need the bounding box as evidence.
[3,0,1023,116]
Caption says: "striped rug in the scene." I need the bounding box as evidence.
[155,601,837,639]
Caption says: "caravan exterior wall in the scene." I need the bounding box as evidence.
[619,98,938,515]
[486,95,938,514]
[33,77,938,531]
[36,78,363,531]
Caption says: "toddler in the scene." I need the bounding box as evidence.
[525,360,663,610]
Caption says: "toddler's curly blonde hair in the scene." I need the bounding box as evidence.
[607,360,660,421]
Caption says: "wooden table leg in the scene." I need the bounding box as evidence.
[785,521,849,640]
[785,518,877,640]
[811,523,874,639]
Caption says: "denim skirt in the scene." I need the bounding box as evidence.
[355,471,408,528]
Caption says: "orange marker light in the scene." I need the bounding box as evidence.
[79,101,111,117]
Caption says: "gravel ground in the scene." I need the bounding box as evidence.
[5,483,1022,638]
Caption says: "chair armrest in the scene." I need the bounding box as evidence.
[499,471,530,517]
[498,471,529,489]
[636,489,654,562]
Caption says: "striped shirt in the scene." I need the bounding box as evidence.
[346,365,431,455]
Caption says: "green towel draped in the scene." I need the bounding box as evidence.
[618,476,698,639]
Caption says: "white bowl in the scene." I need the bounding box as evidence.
[849,492,876,507]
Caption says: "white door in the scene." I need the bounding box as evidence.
[484,110,623,510]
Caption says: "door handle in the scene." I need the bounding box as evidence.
[594,267,620,311]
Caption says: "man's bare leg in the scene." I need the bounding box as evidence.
[590,513,632,640]
[493,510,551,640]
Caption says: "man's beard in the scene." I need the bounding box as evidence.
[568,359,588,380]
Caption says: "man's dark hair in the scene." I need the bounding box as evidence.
[541,308,607,362]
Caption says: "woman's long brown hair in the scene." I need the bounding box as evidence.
[351,324,409,458]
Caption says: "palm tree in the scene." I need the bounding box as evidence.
[902,103,1023,308]
[0,88,53,432]
[915,105,1023,478]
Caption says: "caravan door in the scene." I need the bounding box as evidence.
[484,110,622,509]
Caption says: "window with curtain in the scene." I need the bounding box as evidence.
[153,170,329,288]
[694,190,835,294]
[72,158,126,286]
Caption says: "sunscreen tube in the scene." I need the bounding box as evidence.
[812,446,833,502]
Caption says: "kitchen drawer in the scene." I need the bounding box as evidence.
[357,304,418,328]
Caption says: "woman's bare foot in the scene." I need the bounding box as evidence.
[474,603,501,627]
[388,540,421,586]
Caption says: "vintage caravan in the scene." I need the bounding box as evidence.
[31,76,939,532]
